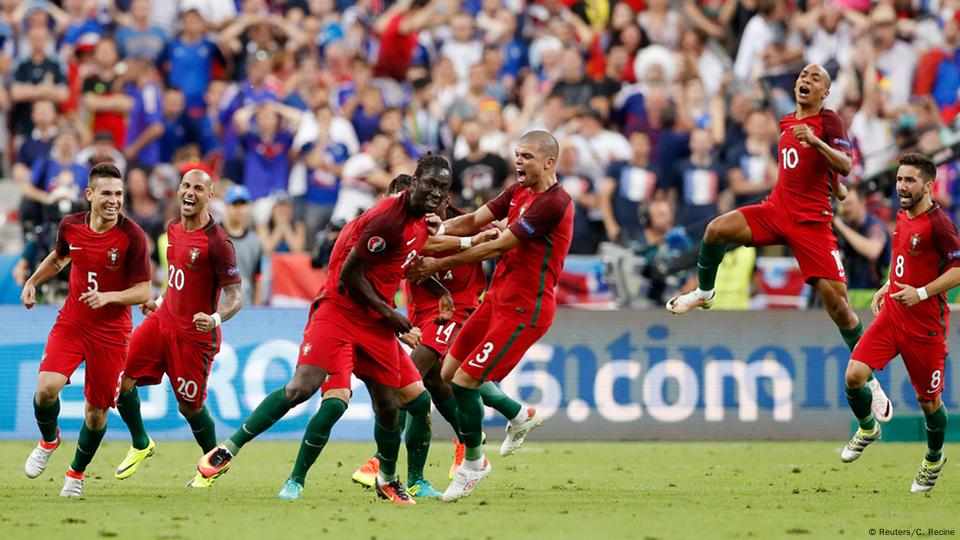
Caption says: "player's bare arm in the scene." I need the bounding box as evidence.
[438,204,497,236]
[791,123,852,177]
[423,228,501,252]
[193,282,244,332]
[408,229,521,283]
[340,247,413,334]
[871,281,890,315]
[21,251,71,309]
[418,276,454,323]
[79,280,150,310]
[891,267,960,307]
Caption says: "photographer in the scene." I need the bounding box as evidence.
[833,184,891,308]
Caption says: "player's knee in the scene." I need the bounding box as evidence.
[423,370,452,401]
[703,218,725,244]
[844,366,869,389]
[34,386,59,405]
[120,376,137,394]
[284,381,319,407]
[917,396,941,414]
[85,408,108,430]
[177,401,201,418]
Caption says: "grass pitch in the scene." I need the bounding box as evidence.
[0,440,957,539]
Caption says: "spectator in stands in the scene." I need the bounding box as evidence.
[331,132,392,222]
[834,185,891,307]
[10,24,68,140]
[13,100,58,188]
[726,108,778,207]
[350,86,385,145]
[223,185,264,306]
[848,38,897,178]
[634,198,693,304]
[122,55,164,167]
[733,0,795,84]
[165,7,217,113]
[600,131,663,243]
[258,191,306,254]
[639,0,684,50]
[569,108,632,181]
[160,87,192,164]
[558,145,602,254]
[76,130,128,175]
[297,113,349,247]
[373,0,453,81]
[552,49,596,119]
[234,101,302,225]
[448,64,491,136]
[82,38,130,148]
[115,0,168,62]
[669,128,727,230]
[870,3,916,110]
[441,11,483,84]
[677,29,727,98]
[26,130,88,223]
[125,164,165,258]
[452,119,510,210]
[404,76,448,154]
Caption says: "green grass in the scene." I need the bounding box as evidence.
[0,440,958,539]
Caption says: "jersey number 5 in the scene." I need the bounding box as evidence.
[87,271,99,292]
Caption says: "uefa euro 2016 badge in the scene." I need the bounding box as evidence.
[105,247,121,271]
[186,247,201,269]
[908,233,922,257]
[367,236,386,253]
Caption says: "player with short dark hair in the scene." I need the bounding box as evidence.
[196,153,453,505]
[22,163,151,497]
[112,169,244,487]
[406,130,574,500]
[665,63,894,424]
[840,153,959,493]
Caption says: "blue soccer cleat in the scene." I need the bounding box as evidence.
[277,478,303,500]
[408,479,442,498]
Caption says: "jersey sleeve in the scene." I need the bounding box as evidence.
[355,201,405,262]
[931,209,960,271]
[209,226,243,287]
[484,183,518,220]
[822,110,852,156]
[508,188,572,241]
[54,217,72,257]
[123,220,152,283]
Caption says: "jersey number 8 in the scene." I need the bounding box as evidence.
[894,255,905,278]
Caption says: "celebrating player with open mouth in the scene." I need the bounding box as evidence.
[840,153,959,493]
[407,130,574,501]
[196,153,453,505]
[22,163,151,497]
[665,63,893,424]
[113,169,244,488]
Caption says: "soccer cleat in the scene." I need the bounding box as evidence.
[115,438,157,479]
[442,458,492,501]
[449,439,465,480]
[867,378,894,423]
[352,456,380,488]
[24,433,60,479]
[197,445,233,479]
[911,456,946,493]
[501,408,543,457]
[666,290,715,315]
[375,477,416,505]
[840,425,881,462]
[408,479,442,498]
[277,478,304,500]
[60,470,84,497]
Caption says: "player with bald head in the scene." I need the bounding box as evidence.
[667,64,895,424]
[406,130,574,501]
[114,169,244,487]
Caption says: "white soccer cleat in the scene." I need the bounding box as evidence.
[867,378,893,423]
[442,458,492,502]
[60,473,84,497]
[24,438,60,479]
[666,290,715,315]
[841,426,881,463]
[501,408,543,457]
[911,456,946,493]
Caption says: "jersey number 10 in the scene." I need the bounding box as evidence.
[781,148,799,169]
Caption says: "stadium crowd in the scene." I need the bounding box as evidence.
[5,0,960,305]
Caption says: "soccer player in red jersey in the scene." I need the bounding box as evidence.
[665,63,893,423]
[112,169,244,487]
[407,130,574,501]
[21,163,151,497]
[840,153,960,492]
[197,154,452,505]
[351,174,500,497]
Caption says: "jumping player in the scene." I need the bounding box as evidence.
[407,130,574,501]
[840,153,958,493]
[196,154,452,505]
[22,163,151,497]
[665,63,893,423]
[113,169,244,487]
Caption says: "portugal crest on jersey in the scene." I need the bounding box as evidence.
[186,247,201,269]
[908,233,922,256]
[105,247,120,271]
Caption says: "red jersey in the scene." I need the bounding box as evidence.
[885,204,960,340]
[373,13,419,81]
[317,190,429,319]
[408,206,486,314]
[771,109,851,222]
[484,182,574,327]
[157,218,241,343]
[54,212,151,344]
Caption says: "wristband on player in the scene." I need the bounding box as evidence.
[436,223,446,236]
[154,295,163,307]
[460,236,472,250]
[917,287,929,301]
[211,313,222,327]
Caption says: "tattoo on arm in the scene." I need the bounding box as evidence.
[218,283,244,323]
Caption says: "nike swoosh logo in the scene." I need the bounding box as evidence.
[406,238,416,245]
[510,202,516,206]
[69,245,82,250]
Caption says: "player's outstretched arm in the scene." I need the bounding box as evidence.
[793,124,852,176]
[407,229,520,283]
[192,283,244,332]
[424,228,501,252]
[21,251,71,309]
[79,280,150,310]
[340,248,413,334]
[439,205,497,237]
